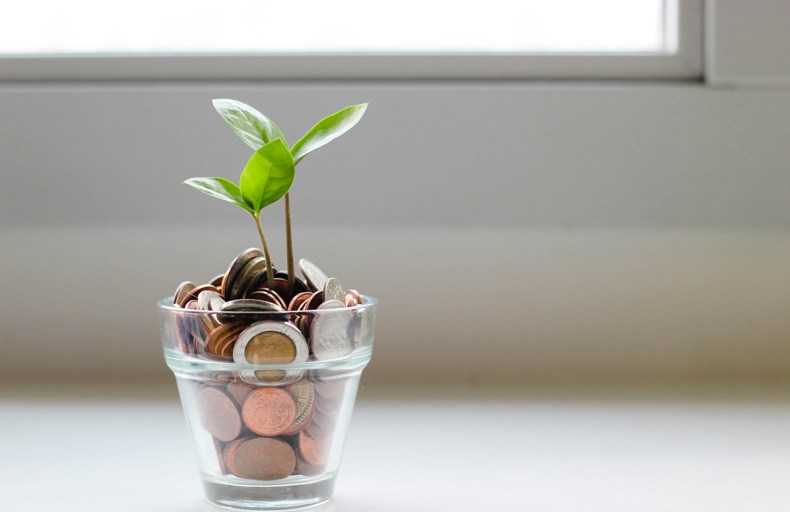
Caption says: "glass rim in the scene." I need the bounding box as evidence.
[157,294,377,315]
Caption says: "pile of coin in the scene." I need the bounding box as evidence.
[171,249,364,370]
[194,373,345,480]
[171,249,364,480]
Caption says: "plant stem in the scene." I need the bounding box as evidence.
[284,192,295,296]
[252,212,275,289]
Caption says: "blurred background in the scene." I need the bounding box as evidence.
[1,0,789,387]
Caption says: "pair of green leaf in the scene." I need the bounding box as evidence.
[184,99,368,217]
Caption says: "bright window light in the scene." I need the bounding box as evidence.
[1,0,670,55]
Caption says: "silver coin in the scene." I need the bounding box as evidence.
[197,290,222,311]
[311,300,354,361]
[299,258,329,292]
[197,290,223,330]
[323,277,344,303]
[221,248,263,298]
[208,295,227,311]
[234,321,309,385]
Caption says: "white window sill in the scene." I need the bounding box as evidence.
[2,383,789,511]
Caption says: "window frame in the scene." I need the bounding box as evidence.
[0,0,703,82]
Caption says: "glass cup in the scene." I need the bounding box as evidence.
[159,295,377,510]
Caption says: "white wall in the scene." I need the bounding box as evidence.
[2,82,790,384]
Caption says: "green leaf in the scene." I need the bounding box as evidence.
[183,177,253,213]
[239,139,295,212]
[212,99,287,151]
[291,103,368,164]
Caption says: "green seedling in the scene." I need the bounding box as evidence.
[184,99,367,293]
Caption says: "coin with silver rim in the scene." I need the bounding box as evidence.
[234,321,309,385]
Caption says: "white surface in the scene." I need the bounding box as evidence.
[1,384,790,511]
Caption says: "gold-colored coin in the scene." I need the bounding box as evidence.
[245,331,297,365]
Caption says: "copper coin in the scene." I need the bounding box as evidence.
[216,329,241,358]
[305,291,325,311]
[174,281,196,307]
[223,437,247,459]
[300,291,325,336]
[227,380,256,406]
[275,272,310,295]
[197,387,243,442]
[242,388,297,436]
[296,299,313,336]
[209,273,225,289]
[296,455,326,476]
[298,430,331,466]
[288,292,312,312]
[182,284,220,306]
[271,278,291,302]
[184,303,214,346]
[248,288,287,310]
[206,322,247,356]
[221,248,264,299]
[298,259,329,292]
[222,437,248,474]
[226,437,296,481]
[282,379,315,435]
[171,308,192,354]
[344,289,362,307]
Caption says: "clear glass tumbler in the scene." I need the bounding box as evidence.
[159,296,377,510]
